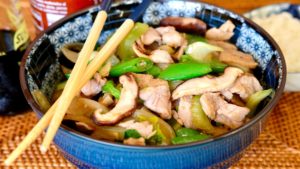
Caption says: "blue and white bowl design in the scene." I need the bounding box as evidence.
[245,3,300,91]
[21,1,286,169]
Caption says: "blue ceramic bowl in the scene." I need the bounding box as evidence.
[20,1,286,168]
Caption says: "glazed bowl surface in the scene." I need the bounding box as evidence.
[20,1,286,169]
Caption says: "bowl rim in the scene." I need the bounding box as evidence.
[20,0,286,149]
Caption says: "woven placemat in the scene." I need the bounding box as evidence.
[1,93,300,168]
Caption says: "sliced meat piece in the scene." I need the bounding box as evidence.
[132,73,168,89]
[172,38,188,60]
[200,93,249,129]
[205,20,235,41]
[149,49,174,64]
[81,73,106,97]
[118,120,155,139]
[156,26,184,48]
[139,85,172,119]
[224,74,263,100]
[208,40,237,50]
[156,26,176,35]
[132,73,172,119]
[92,74,138,125]
[218,50,258,69]
[177,96,193,128]
[159,17,207,35]
[172,67,243,100]
[124,137,146,146]
[141,27,162,45]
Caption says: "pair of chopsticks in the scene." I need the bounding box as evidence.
[4,11,134,166]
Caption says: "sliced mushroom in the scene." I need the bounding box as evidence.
[200,92,249,129]
[160,17,207,35]
[141,27,162,45]
[118,119,156,139]
[172,67,243,100]
[208,40,237,50]
[205,20,235,41]
[223,74,263,101]
[218,50,258,69]
[61,42,83,63]
[92,74,138,125]
[81,73,106,97]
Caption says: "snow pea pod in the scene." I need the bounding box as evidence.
[102,80,121,99]
[180,55,227,73]
[158,62,212,81]
[109,57,153,77]
[171,133,211,145]
[146,65,161,77]
[176,128,200,137]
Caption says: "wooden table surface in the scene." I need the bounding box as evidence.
[7,0,300,168]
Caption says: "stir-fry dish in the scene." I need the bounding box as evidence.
[39,17,272,146]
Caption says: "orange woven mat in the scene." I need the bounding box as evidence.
[0,92,300,168]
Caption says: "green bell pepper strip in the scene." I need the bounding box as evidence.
[191,95,215,133]
[158,62,212,81]
[146,65,161,77]
[175,128,200,137]
[116,22,149,60]
[124,129,142,139]
[109,57,154,77]
[102,80,121,99]
[171,134,211,145]
[246,89,273,117]
[186,33,206,44]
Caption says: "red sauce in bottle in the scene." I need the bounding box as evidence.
[30,0,102,31]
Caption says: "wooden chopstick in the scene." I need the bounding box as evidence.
[4,19,134,165]
[4,11,107,165]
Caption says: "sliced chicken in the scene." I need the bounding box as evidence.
[200,93,249,129]
[118,120,155,139]
[81,73,106,97]
[173,38,188,60]
[139,85,172,119]
[223,74,263,100]
[92,74,138,125]
[176,96,193,128]
[132,73,172,119]
[149,49,174,64]
[172,67,243,100]
[132,73,167,88]
[205,20,235,41]
[124,137,146,146]
[218,50,258,69]
[141,27,162,45]
[159,27,184,48]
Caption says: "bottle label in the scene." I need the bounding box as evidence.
[13,21,29,50]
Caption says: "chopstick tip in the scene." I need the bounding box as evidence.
[4,159,11,166]
[40,145,48,154]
